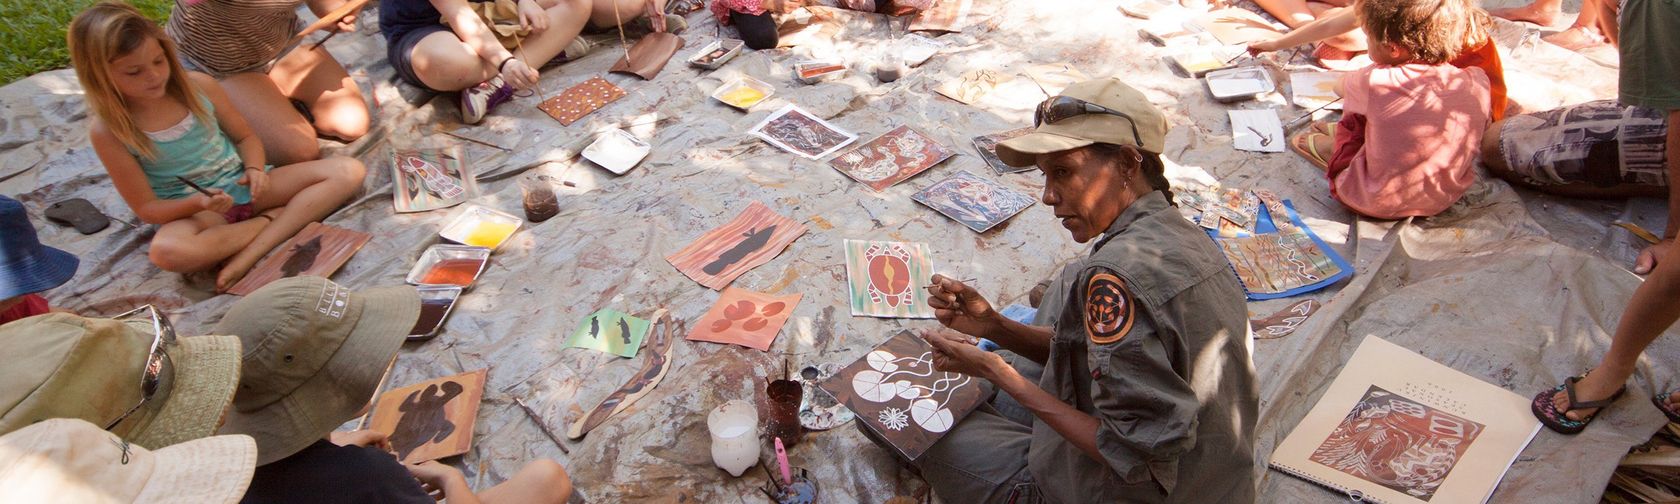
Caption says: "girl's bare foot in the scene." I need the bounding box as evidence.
[1543,26,1607,51]
[1490,4,1563,27]
[1551,370,1623,421]
[214,215,279,291]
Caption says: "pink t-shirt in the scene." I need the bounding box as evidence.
[1331,63,1491,219]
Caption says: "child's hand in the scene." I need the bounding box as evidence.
[645,0,666,33]
[1247,39,1278,56]
[405,461,463,498]
[517,0,547,32]
[329,430,392,451]
[336,12,359,33]
[198,190,234,214]
[500,59,539,90]
[240,167,268,200]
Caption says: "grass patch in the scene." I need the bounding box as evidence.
[0,0,173,86]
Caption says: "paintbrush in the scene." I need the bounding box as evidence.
[923,277,977,289]
[175,176,214,197]
[1284,97,1343,132]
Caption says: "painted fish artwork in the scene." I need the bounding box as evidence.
[817,331,986,460]
[367,369,488,464]
[539,77,627,126]
[565,309,651,358]
[911,170,1037,233]
[666,201,808,290]
[687,288,803,351]
[829,125,955,192]
[843,239,934,318]
[972,127,1036,174]
[1219,228,1345,295]
[226,223,371,296]
[1308,385,1485,501]
[391,147,479,213]
[748,104,859,160]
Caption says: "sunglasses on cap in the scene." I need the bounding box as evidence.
[1034,96,1145,149]
[103,305,176,431]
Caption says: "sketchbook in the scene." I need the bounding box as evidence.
[1269,336,1540,504]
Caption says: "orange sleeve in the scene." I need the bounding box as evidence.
[1450,40,1508,121]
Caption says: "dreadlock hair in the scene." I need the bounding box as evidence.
[1088,143,1175,206]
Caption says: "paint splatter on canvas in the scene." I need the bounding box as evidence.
[817,331,985,460]
[1309,385,1484,501]
[912,170,1037,233]
[972,127,1035,174]
[843,240,934,318]
[391,147,478,213]
[367,369,488,463]
[565,309,651,358]
[748,104,858,160]
[666,202,808,290]
[1218,229,1344,294]
[830,126,954,191]
[539,77,626,126]
[227,223,371,295]
[688,288,802,351]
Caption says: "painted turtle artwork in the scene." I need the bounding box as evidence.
[389,381,465,461]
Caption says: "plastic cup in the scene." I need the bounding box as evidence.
[708,400,759,477]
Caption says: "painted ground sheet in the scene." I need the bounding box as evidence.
[688,288,802,351]
[843,239,935,318]
[818,331,986,460]
[829,125,954,191]
[912,170,1036,233]
[666,201,808,290]
[392,147,477,213]
[368,369,488,463]
[565,309,651,358]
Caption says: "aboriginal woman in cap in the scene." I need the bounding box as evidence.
[878,78,1261,503]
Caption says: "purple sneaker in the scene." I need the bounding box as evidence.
[459,76,515,125]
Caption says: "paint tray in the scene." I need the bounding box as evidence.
[439,205,522,250]
[406,245,491,288]
[688,39,745,70]
[581,128,652,174]
[1204,67,1275,103]
[1169,46,1241,77]
[794,59,846,84]
[710,75,774,110]
[408,285,463,341]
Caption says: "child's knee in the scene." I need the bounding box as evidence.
[148,239,199,272]
[314,106,370,142]
[526,460,572,502]
[331,157,368,188]
[270,133,323,165]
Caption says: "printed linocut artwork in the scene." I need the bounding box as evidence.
[972,127,1036,174]
[1309,385,1485,501]
[367,369,488,464]
[912,170,1037,233]
[539,77,627,126]
[749,104,859,160]
[688,288,802,351]
[830,125,955,192]
[1219,228,1345,295]
[226,223,371,296]
[666,201,808,290]
[566,309,651,358]
[844,239,935,318]
[817,331,986,460]
[392,147,478,213]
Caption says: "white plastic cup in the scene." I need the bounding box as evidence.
[708,400,759,477]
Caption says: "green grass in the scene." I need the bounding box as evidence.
[0,0,173,86]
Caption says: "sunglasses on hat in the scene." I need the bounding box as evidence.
[1034,96,1145,149]
[103,305,175,431]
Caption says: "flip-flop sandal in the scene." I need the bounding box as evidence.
[44,198,110,234]
[1531,374,1626,435]
[1290,131,1331,171]
[1651,390,1680,424]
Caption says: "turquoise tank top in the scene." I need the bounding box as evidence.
[133,95,253,205]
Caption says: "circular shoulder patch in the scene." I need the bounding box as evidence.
[1084,271,1136,345]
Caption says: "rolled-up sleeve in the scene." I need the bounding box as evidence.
[1088,312,1199,494]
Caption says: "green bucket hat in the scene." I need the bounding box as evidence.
[0,312,243,449]
[215,277,419,465]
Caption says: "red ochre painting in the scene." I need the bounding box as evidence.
[843,239,934,318]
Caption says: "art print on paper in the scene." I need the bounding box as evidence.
[912,170,1036,233]
[843,240,934,318]
[817,331,986,460]
[392,147,478,213]
[367,369,487,464]
[666,202,808,290]
[1219,229,1344,294]
[749,105,858,160]
[227,223,371,296]
[972,127,1035,174]
[539,77,627,126]
[1200,186,1261,230]
[688,288,802,351]
[934,69,1009,105]
[1309,386,1485,501]
[565,309,651,358]
[1290,71,1346,110]
[830,125,954,191]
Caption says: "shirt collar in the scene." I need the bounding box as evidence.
[1091,191,1169,251]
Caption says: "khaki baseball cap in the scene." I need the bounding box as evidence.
[0,418,256,504]
[215,277,418,465]
[995,77,1170,167]
[0,313,242,449]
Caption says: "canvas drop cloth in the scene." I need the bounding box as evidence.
[0,0,1673,502]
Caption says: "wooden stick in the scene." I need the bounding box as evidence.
[513,397,571,454]
[175,176,213,197]
[434,127,513,152]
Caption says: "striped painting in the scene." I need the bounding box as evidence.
[844,240,935,318]
[666,202,808,290]
[227,222,372,295]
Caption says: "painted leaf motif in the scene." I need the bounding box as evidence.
[710,318,733,333]
[761,301,786,317]
[743,317,768,332]
[723,300,755,320]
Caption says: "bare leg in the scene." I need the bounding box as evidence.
[1308,4,1366,53]
[217,73,321,165]
[1552,241,1680,420]
[588,0,665,28]
[408,0,592,92]
[215,157,366,290]
[1490,0,1567,27]
[268,45,370,143]
[1252,0,1328,28]
[477,460,573,504]
[148,211,271,273]
[1481,120,1669,198]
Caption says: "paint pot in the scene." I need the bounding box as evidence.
[581,128,653,175]
[408,285,463,340]
[1203,66,1276,103]
[794,59,846,84]
[688,39,745,70]
[520,176,560,223]
[766,378,804,448]
[439,205,523,251]
[708,400,760,477]
[710,75,775,111]
[406,245,491,288]
[873,62,904,83]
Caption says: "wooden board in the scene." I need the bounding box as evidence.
[843,239,935,318]
[687,288,801,351]
[817,331,985,460]
[665,201,808,290]
[226,223,371,296]
[569,312,678,439]
[829,126,954,192]
[540,77,627,126]
[911,170,1036,233]
[367,369,488,464]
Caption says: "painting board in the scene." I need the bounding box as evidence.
[1230,109,1286,153]
[972,127,1035,174]
[912,170,1036,233]
[748,104,859,160]
[392,147,479,213]
[1290,71,1346,110]
[367,368,488,464]
[539,77,627,126]
[665,201,808,290]
[1269,336,1540,504]
[817,331,986,460]
[565,309,651,358]
[1192,8,1287,45]
[829,125,954,191]
[226,223,371,296]
[908,0,975,33]
[843,239,935,318]
[934,69,1011,105]
[687,288,802,351]
[1218,228,1345,295]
